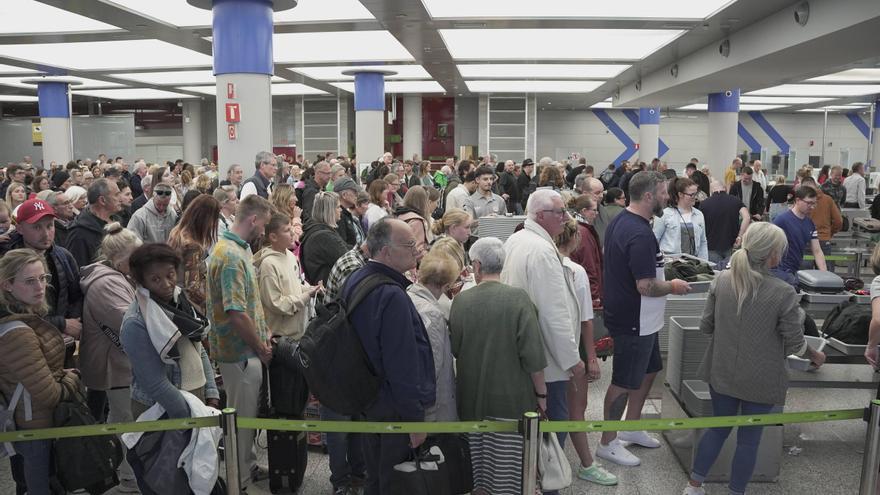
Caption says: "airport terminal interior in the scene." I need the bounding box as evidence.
[1,0,880,494]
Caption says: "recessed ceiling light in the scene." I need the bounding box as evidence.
[806,68,880,83]
[289,65,431,81]
[0,40,212,71]
[590,101,614,108]
[746,84,880,97]
[457,64,629,79]
[0,94,38,102]
[73,88,198,100]
[440,29,684,61]
[0,75,123,89]
[177,83,328,96]
[0,0,120,34]
[331,80,445,93]
[739,96,832,105]
[465,80,604,93]
[111,70,283,85]
[104,0,373,27]
[799,105,872,112]
[677,103,786,111]
[422,0,737,20]
[274,32,414,64]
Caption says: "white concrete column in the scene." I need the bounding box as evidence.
[215,73,273,177]
[707,89,740,179]
[182,99,202,165]
[638,107,660,163]
[403,95,422,161]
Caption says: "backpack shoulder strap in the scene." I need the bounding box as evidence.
[345,273,395,316]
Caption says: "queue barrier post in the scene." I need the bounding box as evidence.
[520,411,540,495]
[221,408,241,495]
[859,400,880,495]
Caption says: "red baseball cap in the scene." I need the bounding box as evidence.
[16,199,56,224]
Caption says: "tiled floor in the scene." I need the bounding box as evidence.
[1,358,872,494]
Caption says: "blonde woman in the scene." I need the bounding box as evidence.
[5,182,26,215]
[0,249,81,493]
[80,223,142,491]
[300,191,348,285]
[684,222,825,495]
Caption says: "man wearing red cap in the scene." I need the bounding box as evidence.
[0,198,83,339]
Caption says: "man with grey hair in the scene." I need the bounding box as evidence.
[301,160,332,223]
[502,189,583,491]
[127,182,177,243]
[130,174,152,215]
[66,178,122,267]
[240,151,277,200]
[38,190,76,247]
[574,173,590,195]
[597,171,690,467]
[130,159,147,198]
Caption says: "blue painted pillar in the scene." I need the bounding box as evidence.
[351,71,388,175]
[191,0,284,178]
[707,89,740,179]
[37,81,73,166]
[638,107,660,163]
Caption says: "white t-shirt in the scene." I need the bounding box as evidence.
[562,257,595,339]
[870,275,880,300]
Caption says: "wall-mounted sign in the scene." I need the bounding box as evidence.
[228,124,237,140]
[31,121,42,146]
[225,103,240,123]
[227,82,236,99]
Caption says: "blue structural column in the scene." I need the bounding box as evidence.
[872,100,880,169]
[346,70,392,177]
[638,107,660,163]
[707,89,740,179]
[190,0,291,179]
[37,81,73,166]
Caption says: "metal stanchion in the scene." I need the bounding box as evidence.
[860,400,880,495]
[520,411,540,495]
[222,408,241,495]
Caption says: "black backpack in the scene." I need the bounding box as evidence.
[53,390,123,494]
[820,299,871,345]
[294,272,393,415]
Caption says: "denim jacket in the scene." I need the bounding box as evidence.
[653,207,709,261]
[120,300,219,418]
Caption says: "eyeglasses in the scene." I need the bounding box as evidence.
[154,190,172,197]
[395,240,418,252]
[390,182,400,187]
[682,192,699,198]
[21,274,51,287]
[541,208,566,215]
[799,199,818,207]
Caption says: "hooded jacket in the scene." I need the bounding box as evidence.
[80,262,135,391]
[127,198,177,243]
[65,206,108,267]
[0,311,80,429]
[0,233,82,333]
[299,220,349,285]
[570,214,604,308]
[394,206,430,255]
[253,247,313,339]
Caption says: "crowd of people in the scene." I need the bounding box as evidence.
[5,148,875,495]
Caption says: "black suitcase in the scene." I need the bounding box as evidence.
[267,425,308,494]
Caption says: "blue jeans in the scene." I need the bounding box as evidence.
[691,387,778,495]
[543,380,569,495]
[321,405,365,489]
[15,439,53,495]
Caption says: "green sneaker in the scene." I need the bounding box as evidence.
[577,462,619,486]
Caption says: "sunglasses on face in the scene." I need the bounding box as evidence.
[154,190,172,197]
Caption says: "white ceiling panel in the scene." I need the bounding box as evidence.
[178,83,328,96]
[678,103,786,111]
[0,75,124,89]
[73,88,198,100]
[746,84,880,97]
[0,95,38,102]
[105,0,372,27]
[0,64,37,74]
[111,70,284,85]
[0,0,120,34]
[739,96,832,105]
[806,69,880,83]
[457,64,629,79]
[331,81,445,93]
[274,32,414,64]
[439,29,683,61]
[590,98,613,108]
[289,65,432,81]
[0,40,213,71]
[465,80,604,93]
[422,0,737,20]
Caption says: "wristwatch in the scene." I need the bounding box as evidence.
[535,392,547,399]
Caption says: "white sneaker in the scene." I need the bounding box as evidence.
[618,430,661,448]
[595,439,641,467]
[682,485,706,495]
